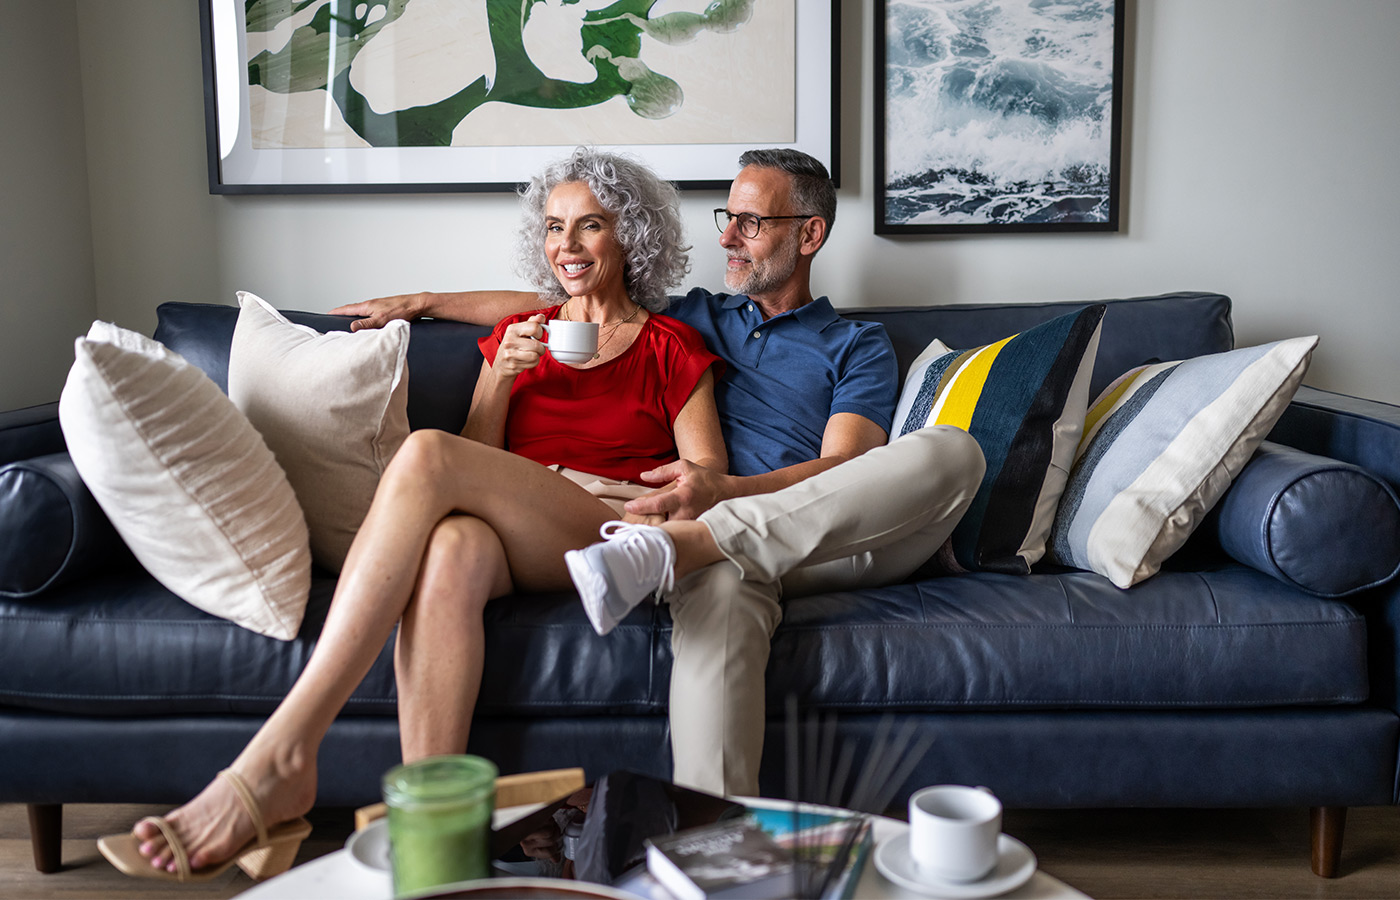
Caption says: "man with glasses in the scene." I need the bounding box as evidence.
[335,149,984,796]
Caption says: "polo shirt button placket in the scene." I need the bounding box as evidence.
[747,322,768,364]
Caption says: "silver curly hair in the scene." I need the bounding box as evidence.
[516,148,691,312]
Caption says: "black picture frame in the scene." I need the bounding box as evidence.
[874,0,1124,234]
[199,0,840,194]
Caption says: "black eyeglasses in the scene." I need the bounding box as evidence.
[714,208,815,239]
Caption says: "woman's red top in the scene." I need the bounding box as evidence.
[478,306,723,483]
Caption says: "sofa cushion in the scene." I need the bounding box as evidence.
[1210,442,1400,597]
[890,306,1104,574]
[0,452,126,598]
[57,321,312,640]
[0,563,1366,717]
[152,295,1233,439]
[768,566,1368,710]
[155,302,489,435]
[1047,336,1318,588]
[229,292,411,571]
[844,292,1233,399]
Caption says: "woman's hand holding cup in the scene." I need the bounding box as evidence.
[494,314,550,377]
[495,314,601,375]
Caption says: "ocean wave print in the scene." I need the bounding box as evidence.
[883,0,1118,227]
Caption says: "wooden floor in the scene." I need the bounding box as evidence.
[3,802,1398,899]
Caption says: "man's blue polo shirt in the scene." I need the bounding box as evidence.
[667,288,898,477]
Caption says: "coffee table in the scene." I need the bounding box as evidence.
[238,798,1089,899]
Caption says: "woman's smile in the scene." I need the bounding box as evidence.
[544,182,625,302]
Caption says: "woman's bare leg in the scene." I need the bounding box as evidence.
[396,515,513,761]
[135,431,613,873]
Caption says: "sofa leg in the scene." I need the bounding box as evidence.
[1309,806,1346,877]
[28,803,62,873]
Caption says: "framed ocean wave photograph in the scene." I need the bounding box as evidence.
[200,0,838,194]
[874,0,1124,234]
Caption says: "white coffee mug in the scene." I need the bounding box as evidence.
[540,319,598,365]
[907,784,1002,883]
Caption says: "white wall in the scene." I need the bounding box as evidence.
[0,1,97,410]
[75,0,220,340]
[58,0,1400,407]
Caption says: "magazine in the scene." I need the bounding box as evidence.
[641,809,872,900]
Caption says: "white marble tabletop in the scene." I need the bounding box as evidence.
[238,798,1089,900]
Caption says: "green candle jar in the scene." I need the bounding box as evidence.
[383,755,498,897]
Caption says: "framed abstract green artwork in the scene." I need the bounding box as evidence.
[200,0,839,193]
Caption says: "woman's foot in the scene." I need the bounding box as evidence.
[565,521,676,635]
[133,751,317,874]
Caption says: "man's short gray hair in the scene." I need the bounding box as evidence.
[517,148,690,312]
[738,148,836,245]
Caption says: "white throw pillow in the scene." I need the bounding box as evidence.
[228,291,410,571]
[58,321,311,640]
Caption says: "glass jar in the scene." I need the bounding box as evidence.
[382,754,498,897]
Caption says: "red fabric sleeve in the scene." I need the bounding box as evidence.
[655,317,725,424]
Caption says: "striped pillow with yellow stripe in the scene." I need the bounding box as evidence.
[890,305,1106,574]
[1047,335,1319,588]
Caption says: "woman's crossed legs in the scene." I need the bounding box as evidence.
[133,430,616,874]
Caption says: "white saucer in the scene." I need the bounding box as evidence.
[346,818,391,871]
[874,832,1036,898]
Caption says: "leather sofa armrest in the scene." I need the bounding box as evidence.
[0,451,130,598]
[1267,390,1400,720]
[1269,387,1400,490]
[1355,581,1400,720]
[0,402,64,466]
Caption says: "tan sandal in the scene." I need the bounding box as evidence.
[97,768,313,882]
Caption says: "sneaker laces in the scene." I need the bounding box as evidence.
[598,521,676,598]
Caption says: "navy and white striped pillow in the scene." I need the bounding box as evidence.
[891,305,1106,574]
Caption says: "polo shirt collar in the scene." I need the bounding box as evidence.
[725,294,839,332]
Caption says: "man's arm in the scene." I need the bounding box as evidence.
[622,412,888,521]
[329,290,540,330]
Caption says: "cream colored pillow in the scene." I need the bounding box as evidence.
[58,321,311,640]
[228,291,410,572]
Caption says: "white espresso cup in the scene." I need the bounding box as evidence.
[540,319,598,365]
[907,785,1002,883]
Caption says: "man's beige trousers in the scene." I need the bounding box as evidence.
[666,425,986,795]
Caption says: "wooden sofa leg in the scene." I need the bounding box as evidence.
[28,803,62,873]
[1310,806,1346,877]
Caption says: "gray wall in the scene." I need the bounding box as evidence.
[9,0,1399,411]
[0,1,97,410]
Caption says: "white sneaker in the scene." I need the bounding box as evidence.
[565,522,676,636]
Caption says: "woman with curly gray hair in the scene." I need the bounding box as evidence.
[102,149,726,884]
[517,146,690,311]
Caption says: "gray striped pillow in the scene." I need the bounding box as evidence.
[1047,336,1318,588]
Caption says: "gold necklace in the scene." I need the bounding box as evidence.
[560,300,642,359]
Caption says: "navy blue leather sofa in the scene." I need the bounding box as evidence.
[2,292,1398,878]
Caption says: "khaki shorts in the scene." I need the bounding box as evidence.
[550,466,654,517]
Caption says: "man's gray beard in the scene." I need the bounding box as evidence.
[725,235,800,296]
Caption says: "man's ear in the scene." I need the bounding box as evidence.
[798,216,828,256]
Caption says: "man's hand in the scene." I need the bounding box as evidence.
[624,460,735,521]
[328,292,430,331]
